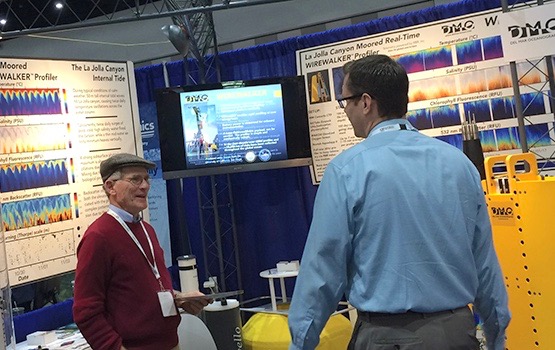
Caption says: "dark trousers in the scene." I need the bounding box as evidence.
[348,306,479,350]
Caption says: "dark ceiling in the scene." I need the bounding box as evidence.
[0,1,153,31]
[0,0,208,35]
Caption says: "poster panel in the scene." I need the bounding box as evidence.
[0,58,143,286]
[297,9,555,184]
[500,2,555,62]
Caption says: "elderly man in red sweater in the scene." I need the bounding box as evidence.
[73,153,208,350]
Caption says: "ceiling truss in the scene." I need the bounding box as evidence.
[0,0,293,39]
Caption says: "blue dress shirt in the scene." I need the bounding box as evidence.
[288,119,510,350]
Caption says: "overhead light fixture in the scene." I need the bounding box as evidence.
[161,24,191,57]
[55,2,63,9]
[0,19,6,25]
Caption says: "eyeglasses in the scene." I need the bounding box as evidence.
[116,176,151,187]
[337,93,364,108]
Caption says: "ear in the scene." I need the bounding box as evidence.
[362,94,373,114]
[104,181,116,195]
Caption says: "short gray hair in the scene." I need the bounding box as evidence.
[102,170,122,197]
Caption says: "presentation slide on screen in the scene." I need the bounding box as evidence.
[0,58,142,286]
[297,7,555,184]
[180,84,288,168]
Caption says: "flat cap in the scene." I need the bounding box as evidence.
[100,153,155,182]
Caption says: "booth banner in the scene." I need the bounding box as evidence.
[140,101,172,267]
[0,58,142,285]
[297,8,555,184]
[499,2,555,62]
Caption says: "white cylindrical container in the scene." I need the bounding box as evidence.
[177,255,199,293]
[202,299,243,350]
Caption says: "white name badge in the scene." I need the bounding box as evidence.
[158,291,178,317]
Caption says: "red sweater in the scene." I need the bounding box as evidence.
[73,213,180,350]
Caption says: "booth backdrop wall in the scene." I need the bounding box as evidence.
[11,0,510,343]
[135,0,499,305]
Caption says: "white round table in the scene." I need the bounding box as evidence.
[259,268,299,311]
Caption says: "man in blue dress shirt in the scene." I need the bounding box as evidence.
[288,55,510,350]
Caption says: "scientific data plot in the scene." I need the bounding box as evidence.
[430,104,461,128]
[423,47,453,70]
[456,40,483,65]
[0,159,69,193]
[1,194,72,232]
[7,229,75,269]
[463,99,491,123]
[485,65,513,90]
[482,36,504,60]
[479,130,497,152]
[459,70,488,95]
[0,124,67,154]
[0,89,61,116]
[496,127,521,150]
[395,52,425,74]
[525,123,552,148]
[332,67,345,99]
[517,60,545,85]
[521,92,546,117]
[491,96,516,120]
[437,134,463,150]
[406,108,432,130]
[408,80,429,102]
[409,75,457,102]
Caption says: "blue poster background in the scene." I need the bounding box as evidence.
[139,101,172,267]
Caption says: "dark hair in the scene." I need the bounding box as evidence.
[343,55,409,119]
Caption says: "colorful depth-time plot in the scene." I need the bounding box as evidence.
[491,96,516,120]
[482,36,504,61]
[496,127,521,151]
[423,46,453,70]
[0,159,69,193]
[485,65,513,90]
[525,123,552,148]
[430,104,461,128]
[456,39,483,65]
[436,133,463,150]
[0,89,62,116]
[462,100,492,123]
[0,124,67,154]
[479,130,497,152]
[395,52,426,74]
[1,194,72,232]
[459,70,488,95]
[521,92,546,117]
[406,108,433,130]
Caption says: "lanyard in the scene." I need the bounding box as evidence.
[107,209,165,291]
[369,122,417,137]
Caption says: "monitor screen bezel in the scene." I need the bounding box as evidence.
[155,76,312,179]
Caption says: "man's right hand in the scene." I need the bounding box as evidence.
[174,290,212,315]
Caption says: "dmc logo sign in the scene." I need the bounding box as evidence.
[508,18,555,38]
[491,207,513,216]
[442,20,475,34]
[185,94,208,103]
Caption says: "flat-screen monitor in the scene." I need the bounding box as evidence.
[155,76,312,179]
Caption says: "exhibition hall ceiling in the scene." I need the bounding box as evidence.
[0,0,155,33]
[0,0,456,64]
